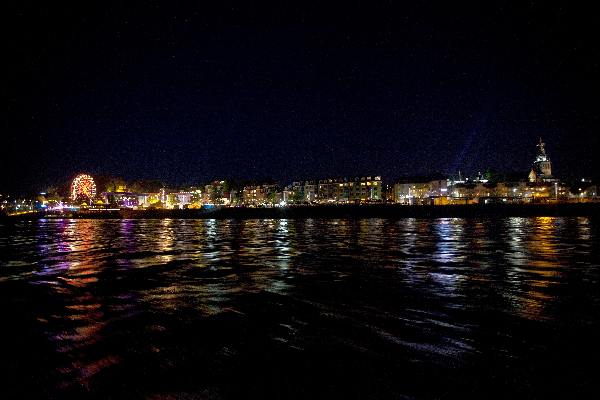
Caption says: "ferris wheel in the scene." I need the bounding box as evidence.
[71,174,97,201]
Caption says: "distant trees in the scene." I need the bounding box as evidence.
[104,177,127,192]
[209,186,223,204]
[94,177,164,194]
[266,187,279,205]
[483,169,500,183]
[190,191,202,205]
[75,194,92,205]
[221,180,231,195]
[43,186,63,204]
[130,180,163,193]
[291,190,304,203]
[128,181,145,193]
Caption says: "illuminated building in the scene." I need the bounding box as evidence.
[529,138,554,183]
[303,181,318,202]
[316,176,382,203]
[242,184,279,206]
[578,183,599,200]
[137,193,161,208]
[351,176,382,202]
[281,181,318,204]
[523,138,569,202]
[102,192,140,208]
[242,185,262,206]
[167,192,192,209]
[203,181,230,205]
[317,179,339,203]
[393,178,447,205]
[283,182,304,204]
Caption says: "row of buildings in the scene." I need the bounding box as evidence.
[391,139,574,205]
[98,176,384,209]
[35,139,598,211]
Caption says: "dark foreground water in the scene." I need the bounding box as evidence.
[0,218,599,399]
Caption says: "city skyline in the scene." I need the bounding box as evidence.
[3,136,592,197]
[1,137,594,215]
[16,136,591,192]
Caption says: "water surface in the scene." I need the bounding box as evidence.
[1,217,599,398]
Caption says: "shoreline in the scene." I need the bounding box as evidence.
[3,203,600,220]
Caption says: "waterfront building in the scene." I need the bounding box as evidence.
[316,176,382,203]
[393,181,427,204]
[167,192,192,209]
[137,193,161,208]
[393,178,448,205]
[204,181,230,205]
[283,182,304,204]
[102,192,140,208]
[317,178,341,203]
[337,180,350,203]
[185,188,204,208]
[448,183,482,204]
[282,186,292,204]
[522,138,571,202]
[102,191,168,209]
[485,182,529,202]
[242,184,279,206]
[450,182,523,204]
[349,176,382,202]
[578,184,599,201]
[303,181,318,202]
[228,188,241,206]
[529,138,554,183]
[382,183,394,202]
[447,180,529,204]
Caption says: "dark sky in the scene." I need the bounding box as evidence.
[2,1,599,193]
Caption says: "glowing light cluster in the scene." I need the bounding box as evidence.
[71,174,97,201]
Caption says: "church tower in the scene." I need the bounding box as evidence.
[528,138,553,182]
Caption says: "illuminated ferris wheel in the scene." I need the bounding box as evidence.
[71,174,97,201]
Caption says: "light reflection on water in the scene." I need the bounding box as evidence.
[0,217,599,398]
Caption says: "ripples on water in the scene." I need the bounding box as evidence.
[0,217,599,399]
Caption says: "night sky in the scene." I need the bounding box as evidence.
[3,2,599,193]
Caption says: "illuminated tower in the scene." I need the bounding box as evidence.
[528,138,553,182]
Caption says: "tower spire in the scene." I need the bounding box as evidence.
[529,137,552,182]
[537,137,546,158]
